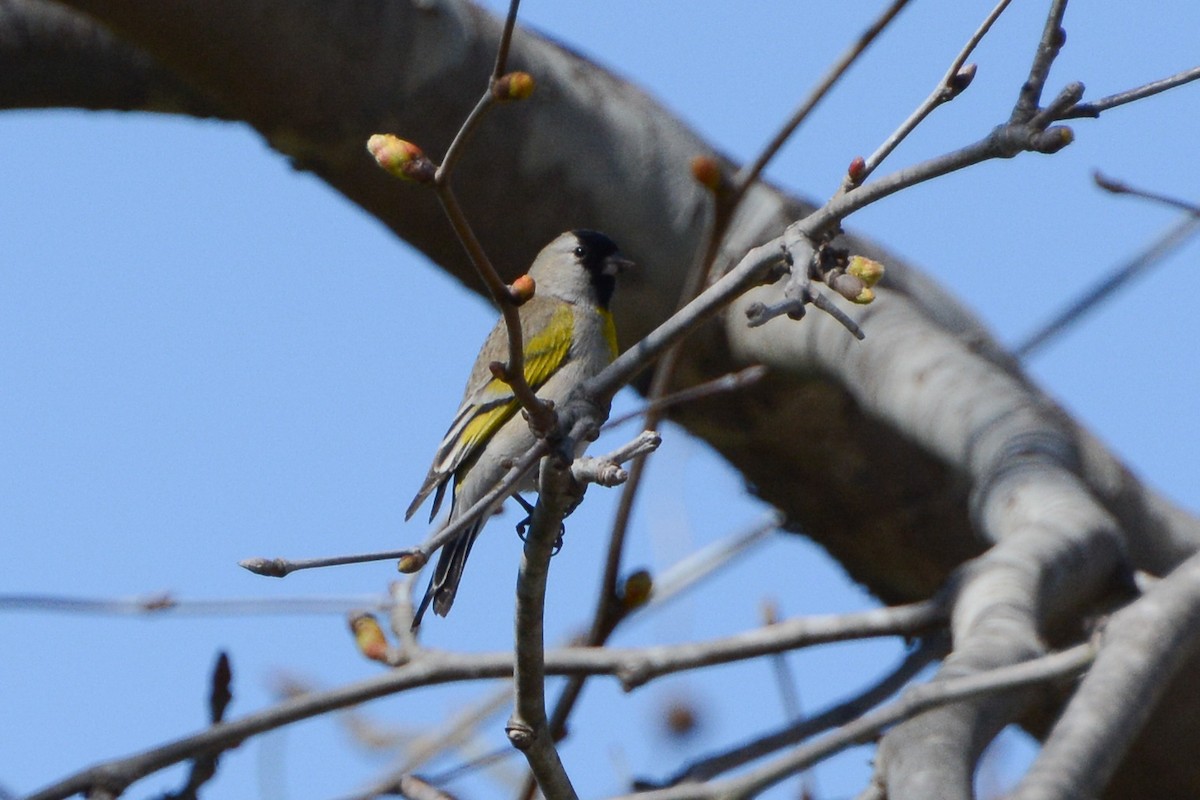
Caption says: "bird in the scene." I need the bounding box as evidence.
[406,230,632,627]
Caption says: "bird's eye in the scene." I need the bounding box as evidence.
[573,245,587,258]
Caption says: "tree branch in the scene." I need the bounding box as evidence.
[507,456,579,800]
[24,602,942,800]
[607,641,1095,800]
[1012,551,1200,800]
[662,636,946,786]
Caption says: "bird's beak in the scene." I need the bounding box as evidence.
[606,255,635,276]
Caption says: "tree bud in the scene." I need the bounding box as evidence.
[493,71,536,101]
[367,134,436,183]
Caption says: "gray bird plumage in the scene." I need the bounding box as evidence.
[407,230,630,626]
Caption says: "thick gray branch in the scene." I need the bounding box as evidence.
[0,0,218,114]
[1013,552,1200,800]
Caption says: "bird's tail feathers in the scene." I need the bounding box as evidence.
[405,475,450,523]
[411,517,485,629]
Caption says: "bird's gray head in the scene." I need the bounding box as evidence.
[527,230,632,308]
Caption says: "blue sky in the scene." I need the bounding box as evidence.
[3,2,1198,798]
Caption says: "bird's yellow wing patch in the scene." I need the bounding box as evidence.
[524,305,575,389]
[455,400,516,459]
[600,308,618,360]
[456,305,574,455]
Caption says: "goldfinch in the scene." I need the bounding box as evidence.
[407,230,631,625]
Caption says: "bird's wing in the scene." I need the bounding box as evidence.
[405,302,574,521]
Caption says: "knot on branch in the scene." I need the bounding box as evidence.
[573,458,628,487]
[505,718,537,751]
[571,430,662,490]
[744,240,880,340]
[617,661,652,692]
[556,391,612,448]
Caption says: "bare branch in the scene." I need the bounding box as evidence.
[571,430,662,488]
[735,0,914,197]
[646,515,781,610]
[240,441,547,577]
[841,0,1012,191]
[489,0,523,81]
[662,636,945,786]
[0,0,219,115]
[608,642,1094,800]
[1012,551,1200,800]
[431,181,557,435]
[0,592,392,616]
[1063,65,1200,118]
[1012,0,1069,122]
[602,365,768,431]
[1015,213,1200,358]
[529,514,779,800]
[350,686,513,800]
[608,600,944,691]
[1093,171,1200,215]
[507,457,580,800]
[24,602,941,800]
[368,0,554,436]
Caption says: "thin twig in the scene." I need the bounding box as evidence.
[602,365,768,431]
[718,0,911,337]
[843,0,1013,191]
[242,426,652,581]
[1012,0,1070,123]
[523,514,781,800]
[524,213,733,800]
[240,442,547,577]
[1063,65,1200,118]
[437,93,495,181]
[24,602,941,800]
[664,636,945,785]
[734,0,913,199]
[765,606,803,720]
[348,686,513,800]
[607,599,944,691]
[1092,171,1200,215]
[433,183,555,433]
[645,514,782,610]
[427,0,553,433]
[369,517,777,798]
[763,600,810,798]
[1014,213,1200,358]
[607,641,1094,800]
[0,593,393,616]
[491,0,522,80]
[571,431,662,487]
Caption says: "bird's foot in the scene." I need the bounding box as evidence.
[513,494,565,554]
